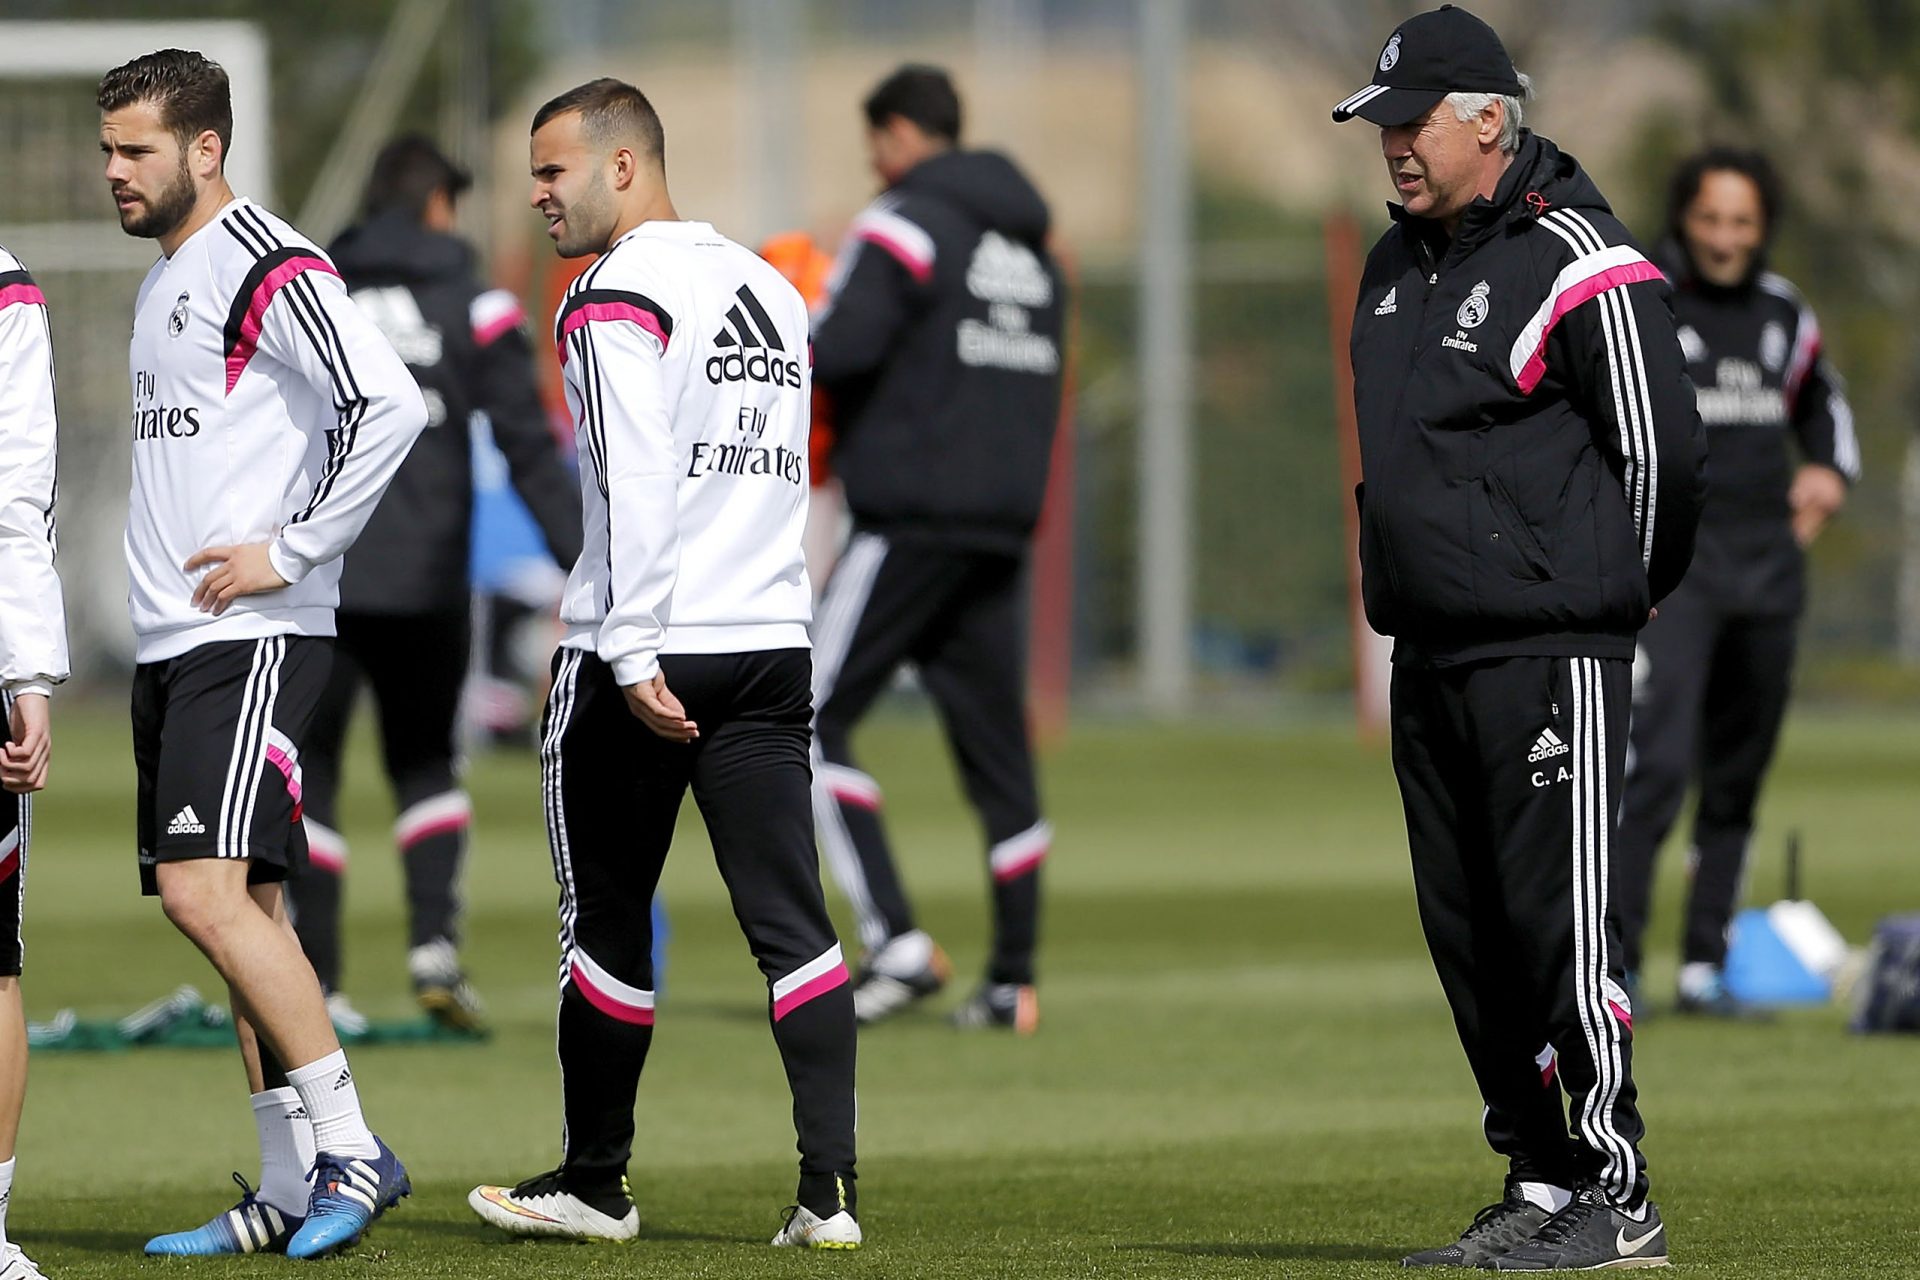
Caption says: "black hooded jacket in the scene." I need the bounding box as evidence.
[1656,243,1858,618]
[328,213,581,614]
[813,149,1066,551]
[1349,132,1707,665]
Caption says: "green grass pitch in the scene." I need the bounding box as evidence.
[7,701,1919,1276]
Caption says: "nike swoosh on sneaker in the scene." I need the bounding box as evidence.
[1616,1222,1662,1255]
[477,1188,563,1223]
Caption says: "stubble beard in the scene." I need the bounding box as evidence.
[554,171,615,258]
[120,153,198,241]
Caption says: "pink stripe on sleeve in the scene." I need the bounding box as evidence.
[556,301,670,365]
[473,304,525,347]
[856,228,934,284]
[0,283,46,311]
[225,256,341,394]
[1514,261,1667,395]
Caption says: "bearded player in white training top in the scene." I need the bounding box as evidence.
[99,49,426,1261]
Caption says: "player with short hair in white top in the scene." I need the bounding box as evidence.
[465,77,860,1251]
[99,49,424,1261]
[0,240,72,1280]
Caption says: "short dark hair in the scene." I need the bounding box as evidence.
[1667,146,1783,244]
[97,48,233,158]
[863,65,962,143]
[531,78,665,165]
[365,134,471,221]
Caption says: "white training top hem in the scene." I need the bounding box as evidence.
[135,606,336,664]
[562,621,811,675]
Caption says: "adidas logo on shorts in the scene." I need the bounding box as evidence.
[1527,728,1570,764]
[166,805,207,835]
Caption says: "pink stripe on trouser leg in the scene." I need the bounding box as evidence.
[989,821,1053,884]
[771,944,850,1022]
[773,965,849,1022]
[568,951,656,1025]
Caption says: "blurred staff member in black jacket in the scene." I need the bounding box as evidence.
[1614,147,1859,1018]
[290,136,582,1033]
[809,66,1066,1035]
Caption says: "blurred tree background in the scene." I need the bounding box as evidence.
[7,0,540,215]
[1633,0,1920,687]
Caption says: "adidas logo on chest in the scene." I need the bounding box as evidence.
[1373,286,1398,316]
[705,284,802,387]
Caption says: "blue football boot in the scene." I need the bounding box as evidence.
[145,1173,304,1255]
[284,1137,411,1259]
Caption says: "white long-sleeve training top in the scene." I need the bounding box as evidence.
[554,220,813,686]
[125,199,427,662]
[0,244,70,698]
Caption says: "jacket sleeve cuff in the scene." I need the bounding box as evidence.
[609,651,660,688]
[267,539,312,586]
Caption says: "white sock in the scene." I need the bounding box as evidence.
[251,1087,317,1217]
[286,1050,379,1160]
[0,1155,14,1248]
[1677,961,1719,998]
[1517,1180,1572,1213]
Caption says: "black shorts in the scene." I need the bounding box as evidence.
[132,636,331,896]
[0,694,27,977]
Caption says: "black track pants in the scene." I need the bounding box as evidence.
[1392,655,1649,1207]
[810,531,1048,984]
[541,647,856,1212]
[288,610,471,993]
[1614,585,1797,973]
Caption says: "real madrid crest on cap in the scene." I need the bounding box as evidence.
[1332,5,1524,126]
[1456,280,1492,329]
[168,291,190,338]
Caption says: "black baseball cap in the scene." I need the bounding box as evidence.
[1331,5,1522,127]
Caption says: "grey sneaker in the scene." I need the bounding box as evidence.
[949,981,1039,1035]
[850,932,950,1025]
[1402,1190,1550,1268]
[1494,1187,1668,1270]
[409,939,489,1033]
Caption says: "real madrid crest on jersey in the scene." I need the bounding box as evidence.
[1456,280,1491,329]
[168,291,190,338]
[1379,32,1402,72]
[1759,320,1787,373]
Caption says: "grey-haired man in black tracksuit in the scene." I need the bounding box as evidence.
[1334,5,1706,1270]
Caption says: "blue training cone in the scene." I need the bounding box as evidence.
[1723,904,1838,1005]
